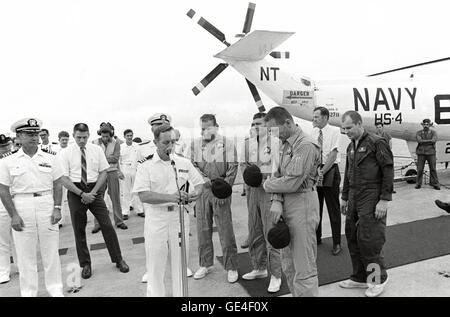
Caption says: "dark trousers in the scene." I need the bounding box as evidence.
[68,183,123,267]
[345,209,388,284]
[416,154,439,186]
[316,165,341,246]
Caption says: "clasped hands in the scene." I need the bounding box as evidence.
[81,192,97,204]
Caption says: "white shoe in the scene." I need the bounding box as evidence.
[187,268,193,277]
[338,279,368,289]
[365,277,388,297]
[141,273,148,283]
[193,267,209,280]
[267,276,282,293]
[242,269,268,280]
[227,270,238,283]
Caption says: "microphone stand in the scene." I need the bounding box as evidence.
[170,156,189,297]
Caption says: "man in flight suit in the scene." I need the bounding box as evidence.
[240,112,282,293]
[339,110,393,297]
[191,114,239,283]
[0,118,64,297]
[263,107,321,297]
[133,125,204,296]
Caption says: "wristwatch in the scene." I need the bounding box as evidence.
[54,205,62,210]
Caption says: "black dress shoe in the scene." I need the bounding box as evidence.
[137,213,145,218]
[117,223,128,230]
[415,184,421,189]
[81,264,92,279]
[433,186,441,190]
[59,224,63,229]
[435,200,450,213]
[123,215,129,220]
[116,260,129,273]
[91,226,101,234]
[332,244,342,256]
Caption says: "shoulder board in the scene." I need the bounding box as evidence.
[41,148,57,155]
[138,154,154,164]
[52,142,58,145]
[139,141,151,146]
[0,151,12,159]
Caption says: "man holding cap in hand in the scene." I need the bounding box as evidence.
[240,112,282,293]
[190,114,239,283]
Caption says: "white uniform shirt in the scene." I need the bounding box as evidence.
[120,142,140,169]
[0,148,64,194]
[57,143,109,183]
[132,152,204,207]
[311,124,341,164]
[136,141,156,161]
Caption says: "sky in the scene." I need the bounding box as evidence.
[1,0,449,142]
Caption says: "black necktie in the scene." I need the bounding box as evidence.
[80,147,87,186]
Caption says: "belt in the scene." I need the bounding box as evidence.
[167,205,174,211]
[12,190,52,198]
[299,187,315,193]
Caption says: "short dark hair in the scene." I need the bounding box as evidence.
[73,123,89,133]
[264,107,293,124]
[153,124,174,140]
[252,112,266,120]
[313,106,330,119]
[375,122,384,127]
[200,114,218,127]
[58,131,69,139]
[342,111,362,125]
[133,137,142,143]
[40,129,49,135]
[123,129,133,136]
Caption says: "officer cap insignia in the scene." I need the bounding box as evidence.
[28,119,38,127]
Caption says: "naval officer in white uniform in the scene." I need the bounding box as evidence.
[0,118,64,297]
[133,125,204,297]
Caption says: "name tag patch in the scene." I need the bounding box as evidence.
[38,163,52,168]
[178,169,189,173]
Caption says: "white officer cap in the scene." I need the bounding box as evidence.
[147,113,172,126]
[11,118,43,133]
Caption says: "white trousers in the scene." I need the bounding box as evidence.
[120,164,143,215]
[59,187,68,226]
[145,205,190,297]
[0,208,15,283]
[12,195,63,297]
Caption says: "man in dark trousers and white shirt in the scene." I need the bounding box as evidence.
[311,107,342,255]
[58,123,129,279]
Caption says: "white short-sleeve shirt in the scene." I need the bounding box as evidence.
[120,142,140,169]
[133,152,204,207]
[57,143,109,183]
[311,124,341,164]
[0,149,64,194]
